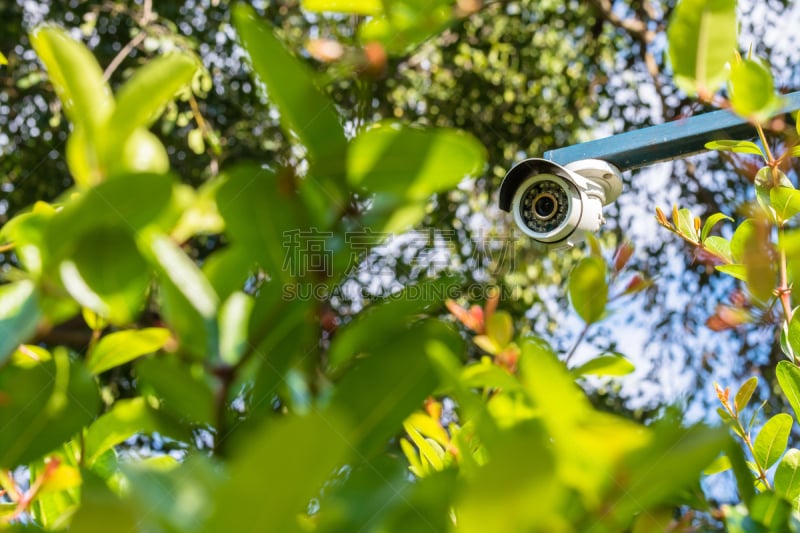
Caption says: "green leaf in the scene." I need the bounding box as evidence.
[302,0,382,14]
[110,53,197,145]
[327,275,458,373]
[754,413,793,469]
[0,51,6,66]
[46,173,175,262]
[218,292,254,366]
[789,313,800,361]
[716,263,748,281]
[703,454,732,475]
[735,376,759,413]
[136,356,215,426]
[771,187,800,223]
[730,218,775,303]
[358,0,454,56]
[59,226,150,325]
[0,281,40,365]
[749,491,793,529]
[568,256,608,324]
[701,212,735,241]
[776,449,800,505]
[328,319,460,457]
[729,59,782,122]
[205,411,351,532]
[140,231,218,320]
[571,354,635,378]
[674,207,699,241]
[485,310,513,348]
[83,397,180,465]
[29,25,114,136]
[703,236,733,263]
[705,140,765,158]
[666,0,737,96]
[0,350,100,468]
[777,361,800,421]
[86,328,171,375]
[232,4,348,204]
[216,163,306,282]
[347,123,486,201]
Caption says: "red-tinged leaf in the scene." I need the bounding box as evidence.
[613,241,635,273]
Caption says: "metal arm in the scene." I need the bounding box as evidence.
[544,92,800,171]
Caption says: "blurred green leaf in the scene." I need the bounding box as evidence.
[216,163,306,282]
[83,397,181,465]
[136,356,215,426]
[729,59,782,122]
[29,26,113,137]
[703,453,732,475]
[571,354,635,378]
[749,491,793,529]
[328,319,460,457]
[486,310,513,348]
[777,361,800,421]
[232,4,348,205]
[568,256,608,324]
[303,0,381,14]
[348,123,486,201]
[60,227,150,326]
[358,0,454,55]
[205,411,351,532]
[716,263,748,281]
[86,328,171,375]
[46,173,175,262]
[0,51,6,65]
[667,0,737,96]
[218,292,254,366]
[0,350,100,468]
[753,413,792,469]
[110,53,197,146]
[775,449,800,507]
[0,280,40,365]
[460,359,522,391]
[327,275,458,373]
[705,140,765,158]
[735,376,759,413]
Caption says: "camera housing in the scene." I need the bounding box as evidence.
[498,158,622,249]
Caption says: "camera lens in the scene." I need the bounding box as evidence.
[519,180,570,233]
[533,193,557,220]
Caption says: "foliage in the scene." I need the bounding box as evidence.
[0,0,799,532]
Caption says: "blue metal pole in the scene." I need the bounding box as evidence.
[543,92,800,171]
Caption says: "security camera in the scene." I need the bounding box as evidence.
[498,158,622,249]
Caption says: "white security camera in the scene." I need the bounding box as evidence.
[498,158,622,249]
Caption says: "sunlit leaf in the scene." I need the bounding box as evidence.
[728,59,783,122]
[753,413,792,469]
[734,376,758,413]
[775,449,800,506]
[302,0,382,15]
[485,310,513,348]
[86,328,171,375]
[110,53,197,146]
[701,212,735,241]
[667,0,737,96]
[568,256,608,324]
[29,25,114,136]
[705,140,765,158]
[348,123,486,201]
[571,354,635,378]
[771,187,800,223]
[703,454,732,475]
[703,236,733,263]
[777,361,800,422]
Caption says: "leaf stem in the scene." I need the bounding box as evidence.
[564,322,590,365]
